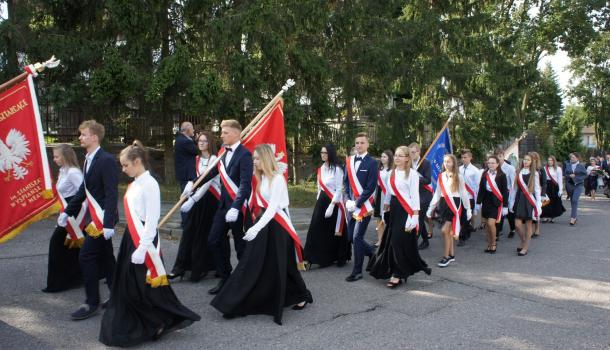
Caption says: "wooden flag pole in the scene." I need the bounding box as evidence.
[157,79,295,229]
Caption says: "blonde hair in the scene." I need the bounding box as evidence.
[120,140,150,169]
[254,144,278,193]
[442,154,460,193]
[408,142,421,151]
[53,144,80,169]
[393,145,411,177]
[515,153,537,193]
[220,119,242,131]
[79,120,105,141]
[530,151,542,170]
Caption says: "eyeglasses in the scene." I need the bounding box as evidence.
[198,140,208,144]
[394,155,408,158]
[320,151,328,154]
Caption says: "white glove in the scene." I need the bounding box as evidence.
[474,204,481,215]
[57,213,68,227]
[131,245,147,264]
[103,228,114,240]
[558,190,562,197]
[181,197,196,213]
[225,208,239,223]
[542,195,549,202]
[405,215,418,231]
[182,181,194,197]
[502,207,509,217]
[324,203,335,218]
[346,200,356,212]
[466,209,472,221]
[243,226,260,241]
[426,207,433,219]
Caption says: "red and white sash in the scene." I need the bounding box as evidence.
[389,171,418,233]
[545,165,558,186]
[438,173,462,238]
[318,167,346,235]
[345,156,374,221]
[255,189,305,270]
[464,183,475,199]
[83,187,105,238]
[517,172,539,219]
[378,170,387,196]
[58,192,86,248]
[485,172,503,221]
[197,155,221,200]
[123,187,168,288]
[217,153,247,214]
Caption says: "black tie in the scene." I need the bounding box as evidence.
[354,156,362,162]
[225,147,233,153]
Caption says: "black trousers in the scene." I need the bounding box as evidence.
[80,234,115,306]
[207,207,245,280]
[496,211,515,234]
[418,199,431,242]
[179,180,190,228]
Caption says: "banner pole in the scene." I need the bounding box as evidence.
[0,72,28,94]
[157,79,295,229]
[421,115,453,161]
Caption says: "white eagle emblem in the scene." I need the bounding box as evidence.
[0,129,31,181]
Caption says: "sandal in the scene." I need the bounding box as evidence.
[489,244,496,254]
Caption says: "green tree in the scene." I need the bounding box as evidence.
[553,106,585,161]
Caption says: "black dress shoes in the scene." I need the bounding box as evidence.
[101,299,109,309]
[208,279,226,295]
[418,241,430,250]
[71,303,99,320]
[345,273,363,282]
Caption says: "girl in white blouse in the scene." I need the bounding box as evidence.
[426,154,472,267]
[100,141,200,347]
[211,144,312,325]
[170,131,222,281]
[304,143,350,269]
[43,144,84,293]
[368,146,431,287]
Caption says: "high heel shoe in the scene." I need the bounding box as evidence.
[168,271,185,281]
[292,301,309,310]
[489,244,496,254]
[518,250,528,256]
[386,279,403,289]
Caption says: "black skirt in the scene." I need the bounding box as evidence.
[367,196,428,280]
[480,190,502,220]
[44,225,83,292]
[437,197,467,224]
[374,188,382,217]
[513,190,536,220]
[172,192,223,279]
[303,193,351,267]
[99,229,201,347]
[541,180,566,218]
[211,218,312,325]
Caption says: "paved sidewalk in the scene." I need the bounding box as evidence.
[1,198,610,349]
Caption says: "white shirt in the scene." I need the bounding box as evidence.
[384,169,420,211]
[56,166,84,198]
[354,152,367,171]
[378,167,391,196]
[125,171,161,247]
[428,172,471,212]
[252,174,290,231]
[484,170,498,192]
[459,163,480,200]
[501,161,516,193]
[224,141,241,167]
[197,155,221,189]
[317,163,343,203]
[545,166,563,194]
[84,146,101,174]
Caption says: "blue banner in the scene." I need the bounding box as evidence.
[425,126,452,190]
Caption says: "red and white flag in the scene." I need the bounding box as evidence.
[0,70,60,244]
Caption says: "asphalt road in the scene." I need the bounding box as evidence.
[1,198,610,349]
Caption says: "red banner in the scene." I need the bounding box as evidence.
[0,74,60,243]
[241,99,288,180]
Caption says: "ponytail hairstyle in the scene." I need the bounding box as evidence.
[53,144,80,169]
[120,140,150,170]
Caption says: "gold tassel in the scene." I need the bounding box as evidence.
[297,262,306,271]
[64,237,84,249]
[146,274,169,288]
[41,189,54,200]
[85,223,103,238]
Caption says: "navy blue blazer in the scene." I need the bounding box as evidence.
[202,144,253,211]
[416,159,433,203]
[65,148,119,229]
[343,154,377,208]
[174,133,198,182]
[564,161,587,186]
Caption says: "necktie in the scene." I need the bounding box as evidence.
[354,156,362,162]
[225,147,233,152]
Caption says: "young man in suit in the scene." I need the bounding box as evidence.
[409,143,433,250]
[199,120,253,295]
[58,120,118,320]
[344,133,377,282]
[174,122,198,226]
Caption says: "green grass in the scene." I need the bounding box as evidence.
[119,181,318,208]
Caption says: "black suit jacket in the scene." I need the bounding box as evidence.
[174,133,198,182]
[65,148,119,229]
[343,154,377,208]
[203,144,253,211]
[477,171,509,207]
[416,159,433,203]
